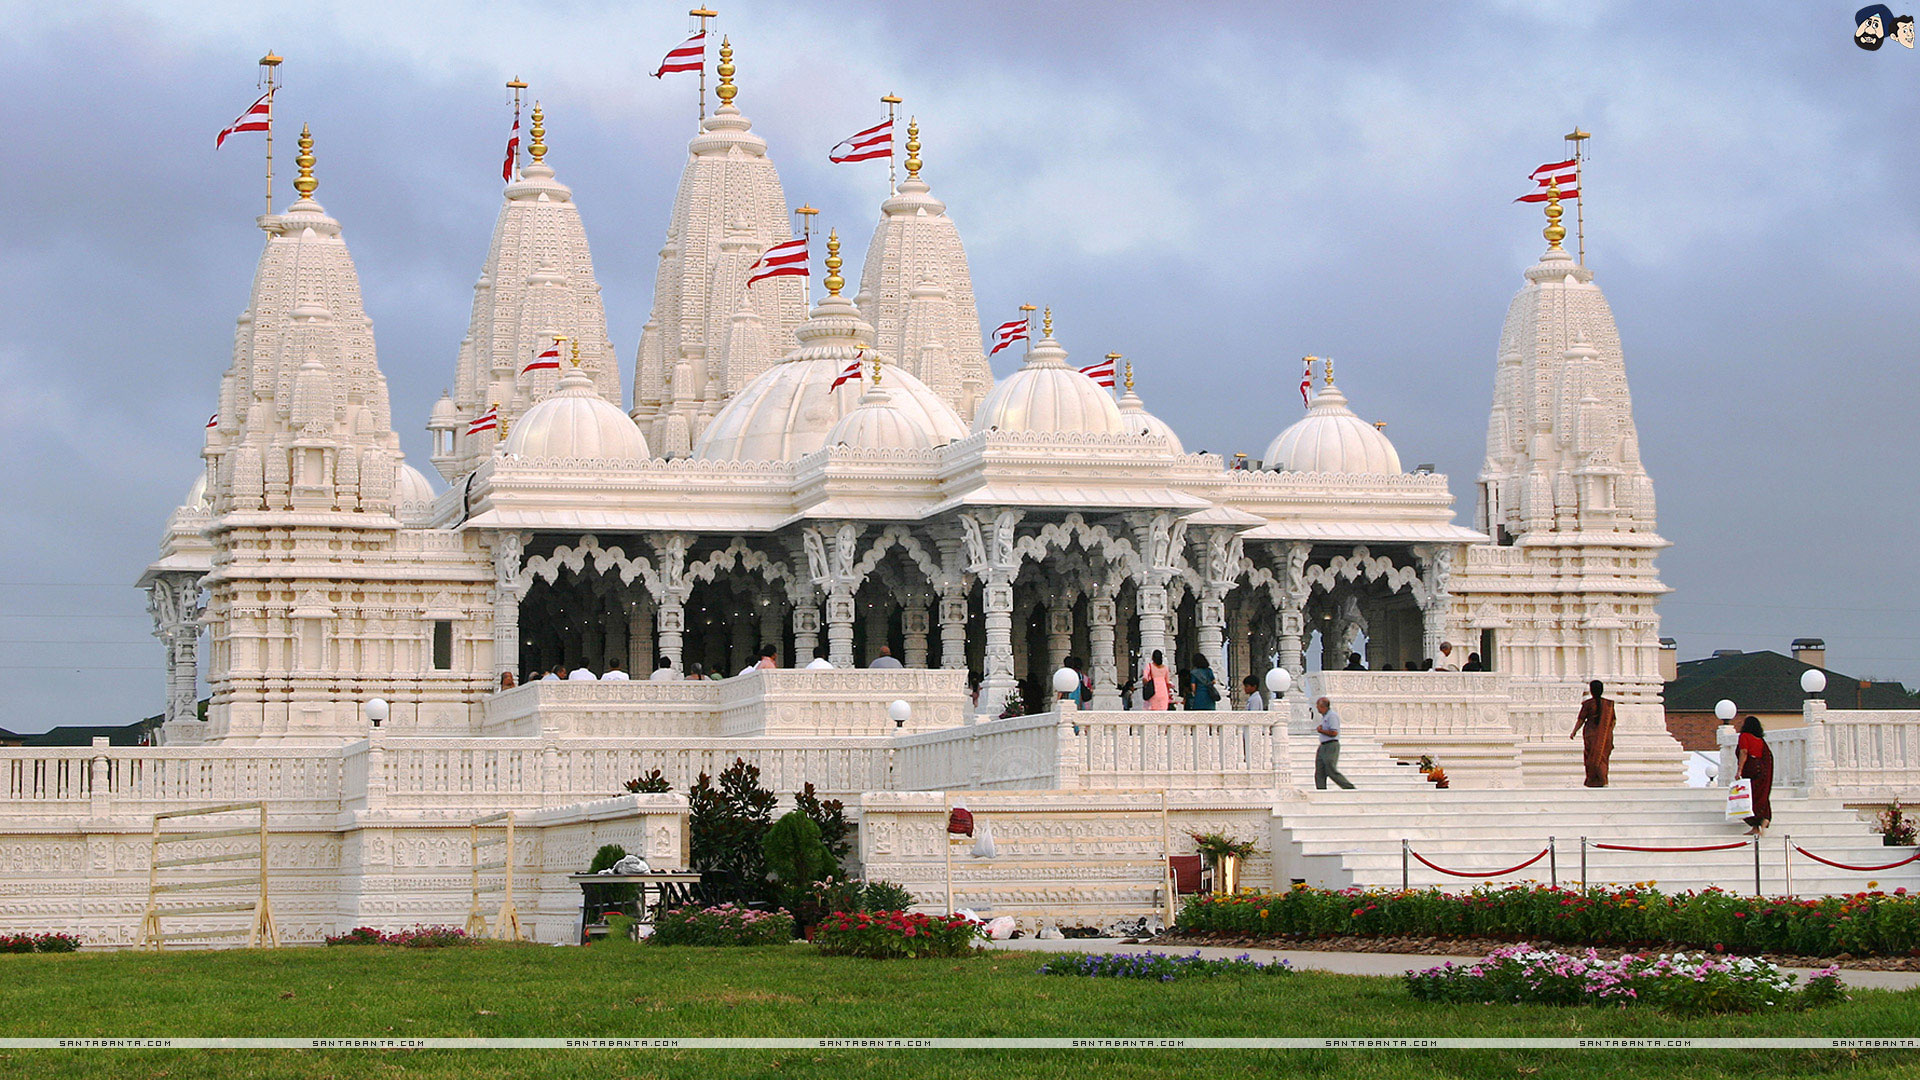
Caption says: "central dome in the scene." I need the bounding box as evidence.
[972,328,1125,435]
[1264,378,1401,474]
[504,367,649,461]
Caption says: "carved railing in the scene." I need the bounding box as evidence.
[1073,711,1280,790]
[893,714,1063,791]
[1721,703,1920,804]
[0,744,346,819]
[1312,672,1514,737]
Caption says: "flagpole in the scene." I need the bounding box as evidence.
[692,8,717,121]
[794,204,818,242]
[1564,126,1590,265]
[506,77,527,181]
[881,93,902,194]
[258,51,282,215]
[1105,353,1122,398]
[1018,303,1037,358]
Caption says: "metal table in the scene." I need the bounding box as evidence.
[567,872,703,943]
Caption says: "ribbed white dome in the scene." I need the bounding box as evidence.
[1116,384,1183,452]
[972,334,1125,435]
[394,461,438,526]
[825,383,935,451]
[1264,380,1401,474]
[504,367,650,461]
[183,473,211,510]
[428,392,458,427]
[695,295,967,462]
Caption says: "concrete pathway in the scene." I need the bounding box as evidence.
[989,937,1920,991]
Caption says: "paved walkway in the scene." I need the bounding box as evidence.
[989,937,1920,990]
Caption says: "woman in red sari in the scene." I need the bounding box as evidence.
[1568,679,1616,787]
[1736,715,1774,835]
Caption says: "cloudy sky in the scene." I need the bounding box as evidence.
[1,1,1915,732]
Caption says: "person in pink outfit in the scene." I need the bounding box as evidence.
[1141,649,1175,711]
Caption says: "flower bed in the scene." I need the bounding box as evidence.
[1038,950,1294,982]
[0,933,81,954]
[649,904,794,946]
[1177,883,1920,958]
[323,925,472,948]
[1406,944,1846,1013]
[813,910,983,959]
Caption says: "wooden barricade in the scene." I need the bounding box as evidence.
[465,811,523,941]
[137,801,277,949]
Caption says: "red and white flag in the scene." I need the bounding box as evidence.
[216,88,274,149]
[988,318,1029,357]
[467,406,500,436]
[829,354,865,391]
[654,31,706,77]
[1299,360,1313,408]
[829,118,894,163]
[747,237,808,287]
[1515,157,1579,202]
[206,412,219,429]
[1077,356,1116,389]
[502,104,521,183]
[521,340,562,375]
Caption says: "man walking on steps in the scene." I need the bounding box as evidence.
[1314,696,1355,790]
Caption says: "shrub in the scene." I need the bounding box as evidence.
[814,910,984,959]
[689,759,779,903]
[1406,944,1847,1013]
[583,844,638,914]
[794,783,851,862]
[860,880,916,913]
[32,933,80,953]
[324,927,385,946]
[650,904,794,946]
[1877,802,1917,846]
[324,925,471,948]
[764,811,836,887]
[624,770,673,794]
[0,934,37,954]
[1177,883,1920,958]
[1039,950,1294,982]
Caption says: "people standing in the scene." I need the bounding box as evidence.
[756,644,778,670]
[600,659,630,681]
[1313,697,1355,790]
[1141,650,1173,711]
[1186,654,1219,711]
[1343,652,1365,671]
[1241,675,1266,712]
[1736,715,1774,835]
[1568,679,1616,788]
[806,648,834,670]
[649,655,677,681]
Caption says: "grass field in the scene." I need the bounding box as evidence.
[0,943,1917,1079]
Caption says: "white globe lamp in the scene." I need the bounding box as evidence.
[365,697,390,728]
[1052,667,1080,696]
[1265,667,1292,697]
[1713,699,1737,722]
[887,700,912,728]
[1800,669,1827,695]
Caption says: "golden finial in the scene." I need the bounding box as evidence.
[904,117,922,178]
[1323,357,1335,386]
[715,36,737,106]
[1042,307,1053,337]
[1543,179,1567,249]
[529,102,547,162]
[569,338,582,367]
[260,51,284,68]
[824,228,844,296]
[293,124,318,199]
[1123,360,1135,392]
[795,204,818,239]
[506,76,527,91]
[870,356,882,384]
[493,401,506,439]
[1373,421,1387,431]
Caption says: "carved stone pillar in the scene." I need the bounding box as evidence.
[656,600,685,671]
[792,603,821,665]
[1197,589,1228,681]
[979,569,1016,715]
[1046,605,1074,676]
[937,592,968,670]
[148,573,207,728]
[628,599,653,674]
[902,603,931,668]
[490,533,525,683]
[1136,584,1170,666]
[1088,589,1121,710]
[1227,602,1251,707]
[826,587,856,669]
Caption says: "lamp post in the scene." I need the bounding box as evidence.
[1800,669,1827,695]
[365,698,390,729]
[1052,666,1079,709]
[1265,667,1291,710]
[886,700,910,790]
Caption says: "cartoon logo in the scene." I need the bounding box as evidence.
[1856,5,1916,49]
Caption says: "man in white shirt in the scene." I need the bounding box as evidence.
[1313,697,1355,790]
[806,648,834,670]
[868,645,904,669]
[649,655,676,681]
[567,663,596,681]
[600,659,630,681]
[540,664,564,682]
[1240,675,1266,712]
[1436,641,1461,672]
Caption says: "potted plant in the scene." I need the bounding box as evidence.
[1190,831,1258,895]
[1877,802,1917,847]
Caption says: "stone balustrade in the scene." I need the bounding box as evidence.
[1732,701,1920,805]
[892,708,1291,792]
[1311,671,1522,787]
[893,714,1064,791]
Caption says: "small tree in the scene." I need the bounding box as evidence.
[794,783,851,863]
[688,758,779,902]
[624,769,672,794]
[764,810,838,935]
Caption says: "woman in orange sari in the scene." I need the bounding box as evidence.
[1568,679,1616,788]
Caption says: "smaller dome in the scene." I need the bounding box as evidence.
[428,392,458,428]
[394,461,438,526]
[1115,376,1183,453]
[183,473,211,510]
[972,330,1125,435]
[504,367,649,461]
[1264,379,1402,474]
[825,382,934,451]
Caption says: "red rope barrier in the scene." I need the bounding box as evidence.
[1792,845,1920,873]
[1409,847,1550,878]
[1593,840,1751,854]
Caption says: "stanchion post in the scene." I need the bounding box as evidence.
[1548,836,1557,890]
[1579,836,1587,890]
[1753,836,1762,897]
[1783,834,1792,898]
[1401,838,1409,892]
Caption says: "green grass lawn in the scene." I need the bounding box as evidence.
[0,943,1916,1079]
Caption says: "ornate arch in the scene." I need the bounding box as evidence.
[1301,545,1428,605]
[1009,513,1145,577]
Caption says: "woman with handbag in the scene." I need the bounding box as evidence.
[1141,649,1174,711]
[1186,654,1219,711]
[1736,715,1773,835]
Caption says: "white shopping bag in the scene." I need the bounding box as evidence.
[1726,778,1754,820]
[971,819,997,859]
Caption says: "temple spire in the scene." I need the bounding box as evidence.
[715,36,737,109]
[903,117,922,179]
[1542,179,1567,251]
[528,102,547,163]
[824,228,844,296]
[292,124,317,201]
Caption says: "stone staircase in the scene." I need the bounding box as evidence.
[1281,725,1431,791]
[1271,787,1902,897]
